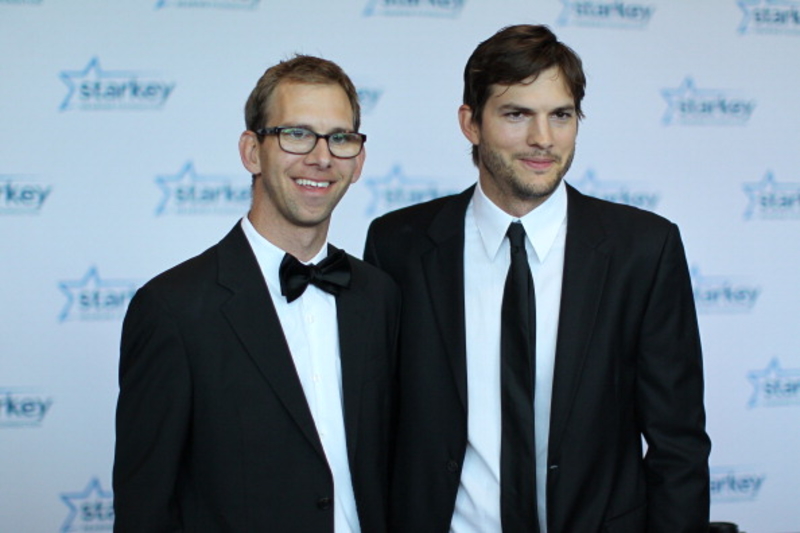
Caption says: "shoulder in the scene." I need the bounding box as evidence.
[368,186,473,237]
[567,184,678,242]
[346,252,400,299]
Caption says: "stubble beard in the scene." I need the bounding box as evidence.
[479,143,575,203]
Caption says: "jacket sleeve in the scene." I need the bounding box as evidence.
[113,285,190,533]
[637,223,711,532]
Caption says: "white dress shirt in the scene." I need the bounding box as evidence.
[241,217,361,533]
[451,180,567,533]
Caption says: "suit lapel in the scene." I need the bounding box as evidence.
[548,185,610,453]
[423,187,474,412]
[216,225,326,461]
[333,248,368,462]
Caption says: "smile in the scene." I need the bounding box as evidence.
[295,178,331,189]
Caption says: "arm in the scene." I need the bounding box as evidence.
[113,286,190,533]
[637,224,711,532]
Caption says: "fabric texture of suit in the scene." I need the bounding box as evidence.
[363,183,710,533]
[113,224,401,533]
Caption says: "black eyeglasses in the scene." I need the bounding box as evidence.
[255,127,366,159]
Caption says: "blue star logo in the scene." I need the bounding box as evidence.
[363,0,465,18]
[747,358,800,408]
[364,164,453,216]
[742,171,800,220]
[58,57,136,111]
[689,265,761,313]
[738,0,800,35]
[155,0,259,8]
[557,0,655,28]
[356,86,383,115]
[661,77,721,126]
[570,169,660,210]
[58,266,138,322]
[60,478,114,532]
[154,161,250,216]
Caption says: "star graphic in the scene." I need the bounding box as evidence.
[660,77,725,126]
[57,266,138,322]
[747,358,800,408]
[364,164,444,216]
[742,171,800,219]
[362,0,465,17]
[571,169,623,194]
[570,169,659,210]
[738,0,800,34]
[58,57,137,111]
[154,161,247,215]
[60,478,114,532]
[155,0,259,8]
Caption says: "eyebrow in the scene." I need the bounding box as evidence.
[497,103,576,114]
[281,123,353,134]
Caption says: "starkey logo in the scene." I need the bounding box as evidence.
[747,358,800,408]
[60,478,114,532]
[59,57,176,111]
[738,0,800,35]
[0,387,54,428]
[58,266,138,322]
[557,0,654,28]
[661,77,756,126]
[710,466,766,503]
[570,169,660,211]
[690,265,761,314]
[357,86,383,115]
[155,0,258,8]
[364,164,458,216]
[363,0,465,18]
[155,161,251,216]
[0,175,52,214]
[742,171,800,220]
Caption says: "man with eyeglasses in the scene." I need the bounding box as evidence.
[113,55,400,533]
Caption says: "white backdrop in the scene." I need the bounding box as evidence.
[1,1,799,531]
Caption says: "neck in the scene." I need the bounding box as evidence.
[247,211,328,262]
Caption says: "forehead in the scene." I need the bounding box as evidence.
[486,67,574,108]
[267,81,354,128]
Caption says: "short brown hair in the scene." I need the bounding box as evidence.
[244,54,361,133]
[463,25,586,164]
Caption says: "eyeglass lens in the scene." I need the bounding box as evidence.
[279,128,363,158]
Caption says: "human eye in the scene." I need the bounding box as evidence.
[282,128,313,141]
[504,110,526,121]
[552,109,574,122]
[328,132,349,145]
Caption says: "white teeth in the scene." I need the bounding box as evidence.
[295,179,330,188]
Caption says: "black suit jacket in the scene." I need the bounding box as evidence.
[113,224,400,532]
[364,184,710,533]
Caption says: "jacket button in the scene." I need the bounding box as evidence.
[446,460,459,473]
[317,497,332,510]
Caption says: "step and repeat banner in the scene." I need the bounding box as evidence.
[1,1,798,531]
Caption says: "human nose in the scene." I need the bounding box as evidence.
[526,116,554,148]
[304,136,332,167]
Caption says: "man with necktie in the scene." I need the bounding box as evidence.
[364,25,710,532]
[113,55,400,533]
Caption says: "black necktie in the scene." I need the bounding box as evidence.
[279,248,351,303]
[500,222,539,533]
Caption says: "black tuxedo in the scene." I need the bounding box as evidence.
[364,184,710,532]
[113,224,400,532]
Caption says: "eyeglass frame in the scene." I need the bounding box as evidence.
[255,126,367,159]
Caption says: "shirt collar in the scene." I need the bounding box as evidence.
[472,179,568,262]
[240,216,328,291]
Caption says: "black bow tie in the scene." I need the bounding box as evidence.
[279,248,351,303]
